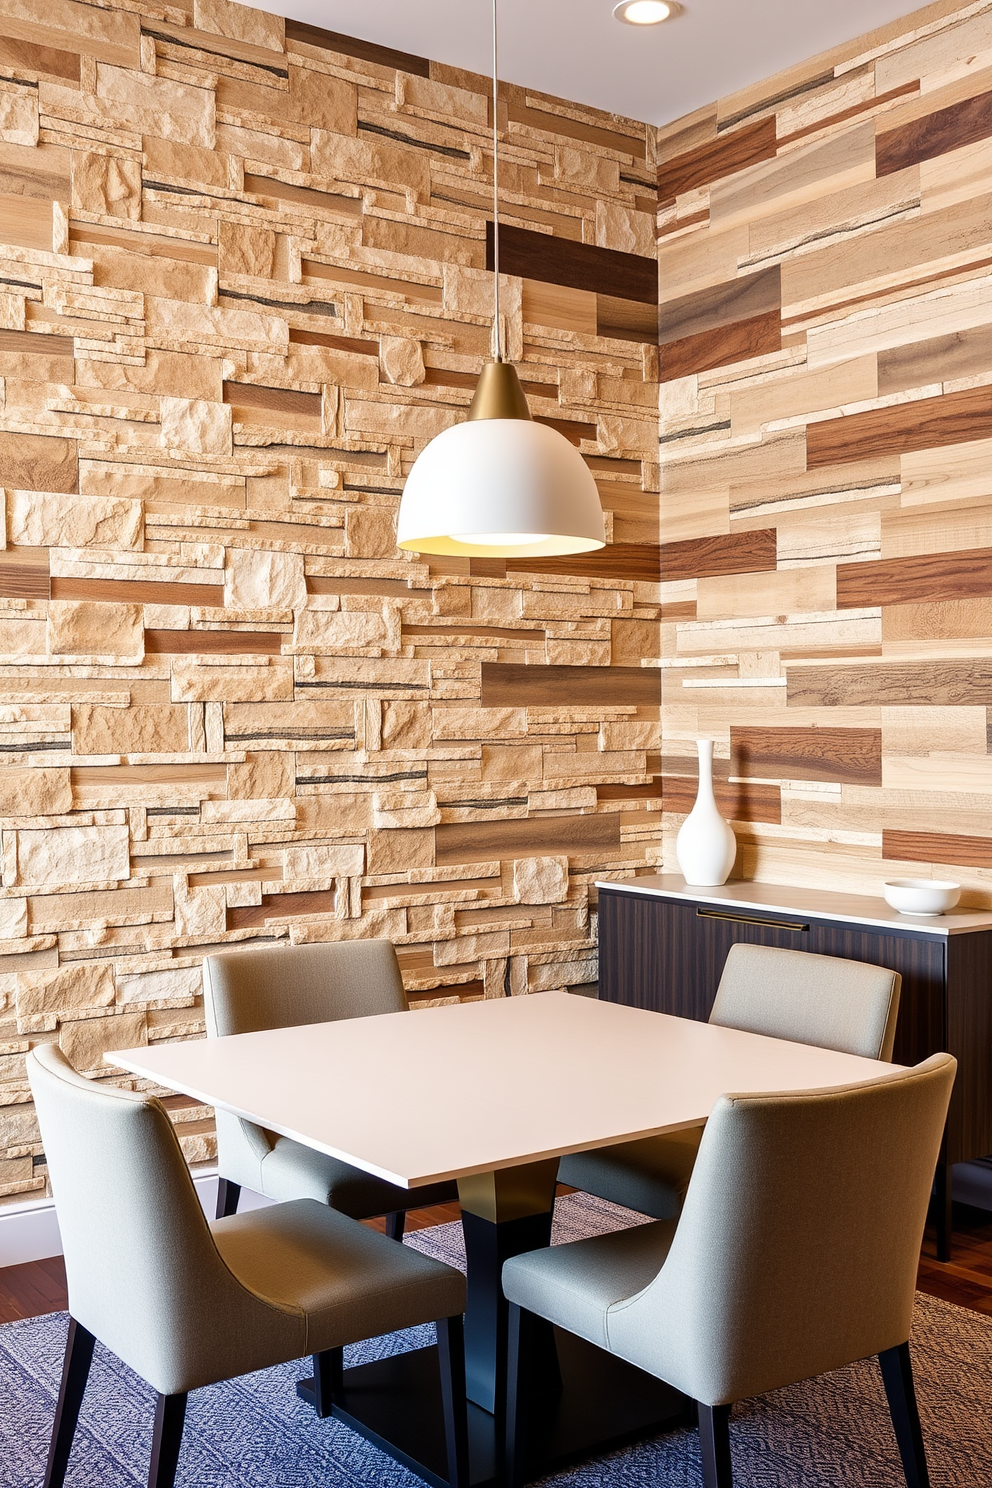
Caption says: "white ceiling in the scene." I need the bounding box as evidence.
[269,0,923,126]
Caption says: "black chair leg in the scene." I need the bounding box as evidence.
[311,1347,344,1418]
[44,1317,96,1488]
[879,1343,931,1488]
[384,1209,406,1242]
[148,1393,187,1488]
[698,1402,733,1488]
[437,1315,470,1488]
[215,1177,241,1219]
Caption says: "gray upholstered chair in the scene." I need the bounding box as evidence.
[27,1043,468,1488]
[559,943,902,1220]
[505,1053,955,1488]
[203,940,458,1236]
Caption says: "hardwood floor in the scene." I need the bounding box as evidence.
[3,1200,992,1327]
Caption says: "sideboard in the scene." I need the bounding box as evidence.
[596,873,992,1262]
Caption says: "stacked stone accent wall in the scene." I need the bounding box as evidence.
[0,0,661,1200]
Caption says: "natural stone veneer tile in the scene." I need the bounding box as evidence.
[0,0,666,1206]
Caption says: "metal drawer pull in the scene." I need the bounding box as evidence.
[696,907,809,932]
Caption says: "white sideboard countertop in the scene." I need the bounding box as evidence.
[594,873,992,937]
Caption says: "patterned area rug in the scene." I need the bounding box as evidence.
[1,1192,989,1487]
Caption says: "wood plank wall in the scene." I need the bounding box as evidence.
[657,0,992,903]
[0,0,662,1204]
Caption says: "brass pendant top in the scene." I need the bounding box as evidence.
[467,360,532,422]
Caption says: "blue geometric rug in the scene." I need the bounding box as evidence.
[1,1193,989,1487]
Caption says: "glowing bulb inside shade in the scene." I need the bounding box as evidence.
[613,0,674,23]
[451,533,551,546]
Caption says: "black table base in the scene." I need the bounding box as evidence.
[298,1332,688,1488]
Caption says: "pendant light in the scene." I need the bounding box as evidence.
[395,0,607,559]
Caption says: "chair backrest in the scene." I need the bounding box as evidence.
[203,939,407,1039]
[26,1043,300,1395]
[709,943,901,1061]
[606,1052,956,1406]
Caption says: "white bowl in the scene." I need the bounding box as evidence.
[883,879,961,916]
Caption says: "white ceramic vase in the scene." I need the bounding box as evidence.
[675,739,737,887]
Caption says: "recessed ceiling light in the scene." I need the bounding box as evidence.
[613,0,678,24]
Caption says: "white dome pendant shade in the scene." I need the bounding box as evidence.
[396,360,606,559]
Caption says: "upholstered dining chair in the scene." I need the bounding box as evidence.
[203,939,458,1236]
[27,1043,469,1488]
[558,942,902,1220]
[505,1052,955,1488]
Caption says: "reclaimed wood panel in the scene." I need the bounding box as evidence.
[883,829,992,869]
[658,116,777,203]
[836,549,992,610]
[806,386,992,468]
[788,659,992,707]
[730,726,883,785]
[876,88,992,177]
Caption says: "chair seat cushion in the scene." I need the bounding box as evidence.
[502,1219,676,1351]
[259,1135,458,1217]
[212,1199,466,1354]
[558,1125,703,1220]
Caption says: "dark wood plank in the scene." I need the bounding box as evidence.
[883,828,992,870]
[145,630,283,655]
[660,529,776,582]
[284,18,430,76]
[946,930,992,1164]
[788,657,992,706]
[661,773,782,824]
[597,780,663,801]
[485,222,657,306]
[661,310,780,381]
[836,549,992,610]
[806,385,992,468]
[223,381,322,418]
[657,116,777,202]
[435,813,620,867]
[730,725,882,785]
[51,577,224,607]
[0,433,77,493]
[506,543,661,582]
[877,88,992,177]
[659,267,780,347]
[481,662,660,708]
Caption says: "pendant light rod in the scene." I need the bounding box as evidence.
[491,0,503,363]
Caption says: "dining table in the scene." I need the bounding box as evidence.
[110,988,899,1487]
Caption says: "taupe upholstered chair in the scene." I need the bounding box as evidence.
[203,940,458,1236]
[559,943,902,1220]
[27,1043,468,1488]
[506,1053,955,1488]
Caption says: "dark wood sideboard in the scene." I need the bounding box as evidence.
[596,873,992,1262]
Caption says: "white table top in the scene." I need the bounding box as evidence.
[596,873,992,936]
[110,992,899,1189]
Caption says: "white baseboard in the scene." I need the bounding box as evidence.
[0,1171,273,1269]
